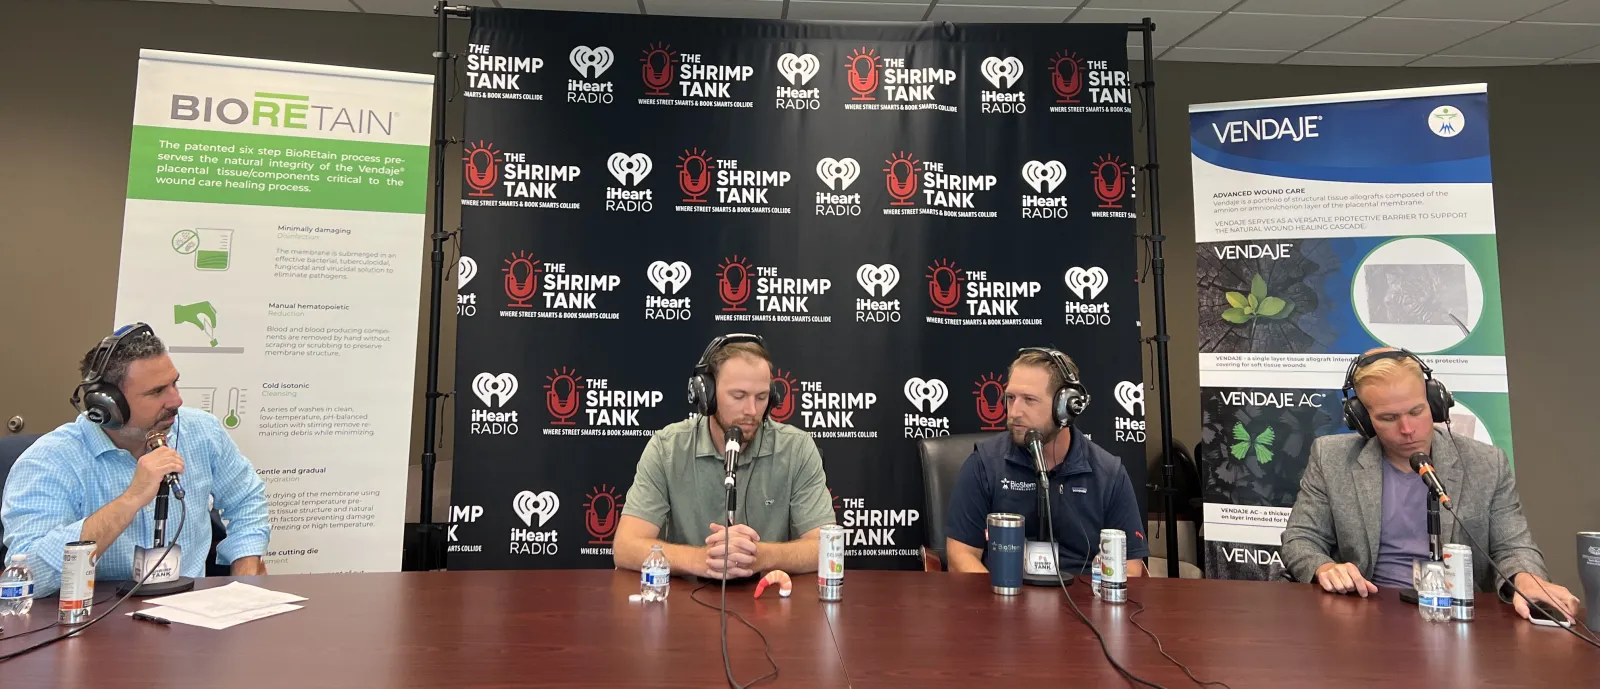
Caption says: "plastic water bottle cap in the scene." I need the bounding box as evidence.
[628,594,643,603]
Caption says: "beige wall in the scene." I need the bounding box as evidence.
[2,0,1594,588]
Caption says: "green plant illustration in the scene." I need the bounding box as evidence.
[1221,274,1294,324]
[1230,423,1276,465]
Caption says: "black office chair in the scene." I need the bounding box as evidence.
[917,432,1000,571]
[0,434,43,562]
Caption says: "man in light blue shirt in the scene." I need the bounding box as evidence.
[2,326,271,595]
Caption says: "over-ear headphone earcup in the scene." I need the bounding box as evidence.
[764,380,785,421]
[82,383,128,430]
[1055,387,1088,428]
[1426,380,1454,424]
[687,374,716,417]
[1343,397,1374,438]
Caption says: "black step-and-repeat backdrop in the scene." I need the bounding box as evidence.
[449,8,1144,571]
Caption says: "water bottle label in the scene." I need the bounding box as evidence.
[0,581,31,599]
[1419,594,1452,609]
[644,570,670,587]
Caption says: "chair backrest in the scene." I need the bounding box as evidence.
[917,432,999,568]
[0,434,43,560]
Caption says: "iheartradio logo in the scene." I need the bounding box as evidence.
[846,47,881,101]
[778,52,820,86]
[926,259,964,317]
[1021,160,1066,194]
[1114,381,1145,417]
[640,42,678,96]
[513,490,559,528]
[584,484,624,545]
[462,140,501,198]
[647,260,691,295]
[856,264,900,297]
[472,372,518,408]
[980,56,1024,90]
[544,367,586,426]
[570,46,614,78]
[607,153,653,186]
[457,256,478,288]
[903,378,949,414]
[717,255,753,312]
[884,151,921,206]
[816,157,861,191]
[1050,51,1085,104]
[502,251,543,308]
[973,373,1007,431]
[1064,266,1108,300]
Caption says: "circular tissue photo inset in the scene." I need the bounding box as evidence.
[1438,399,1494,446]
[1352,237,1484,353]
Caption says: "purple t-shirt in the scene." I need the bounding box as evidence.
[1373,460,1431,589]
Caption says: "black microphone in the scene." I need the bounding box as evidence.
[1025,429,1048,477]
[723,425,743,525]
[1409,453,1450,504]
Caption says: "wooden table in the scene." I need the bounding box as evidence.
[1,570,1594,688]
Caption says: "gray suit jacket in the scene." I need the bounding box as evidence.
[1280,429,1547,595]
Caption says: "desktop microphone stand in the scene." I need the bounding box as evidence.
[118,478,196,596]
[1400,489,1443,605]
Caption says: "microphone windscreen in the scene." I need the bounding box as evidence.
[1409,453,1430,473]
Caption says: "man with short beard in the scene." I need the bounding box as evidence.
[944,348,1148,576]
[2,325,270,595]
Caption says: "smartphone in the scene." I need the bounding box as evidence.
[1529,601,1573,628]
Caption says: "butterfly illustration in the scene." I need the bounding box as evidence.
[1230,423,1275,465]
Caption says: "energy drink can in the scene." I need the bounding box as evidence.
[818,525,844,601]
[1099,529,1127,604]
[1443,544,1474,621]
[60,541,97,625]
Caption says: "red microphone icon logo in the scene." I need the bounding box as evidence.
[462,140,501,198]
[846,47,880,101]
[973,373,1007,431]
[769,369,797,423]
[1093,154,1127,209]
[884,151,921,207]
[718,255,752,312]
[544,366,585,426]
[502,250,542,309]
[926,258,964,317]
[678,147,714,203]
[641,42,677,96]
[1051,51,1084,104]
[585,484,624,544]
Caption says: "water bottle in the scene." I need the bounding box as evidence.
[1090,553,1103,598]
[1418,561,1452,622]
[1,554,35,616]
[640,545,671,602]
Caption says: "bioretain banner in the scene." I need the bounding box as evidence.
[1189,84,1512,579]
[449,9,1144,570]
[113,50,432,573]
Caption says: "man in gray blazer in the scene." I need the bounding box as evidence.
[1281,348,1579,621]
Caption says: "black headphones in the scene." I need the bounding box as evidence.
[1017,346,1090,428]
[686,333,785,420]
[1341,348,1454,438]
[71,323,155,430]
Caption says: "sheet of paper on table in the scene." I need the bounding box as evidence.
[127,603,303,630]
[143,582,308,618]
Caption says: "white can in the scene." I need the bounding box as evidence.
[59,541,97,625]
[818,525,844,601]
[1443,544,1474,621]
[1099,529,1127,604]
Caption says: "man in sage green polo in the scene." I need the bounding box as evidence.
[614,337,834,579]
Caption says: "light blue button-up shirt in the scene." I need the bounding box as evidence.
[1,407,270,595]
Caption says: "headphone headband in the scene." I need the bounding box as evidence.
[1340,348,1453,437]
[1017,346,1081,389]
[1017,346,1089,428]
[692,333,766,376]
[72,322,156,429]
[1342,348,1433,393]
[688,333,780,419]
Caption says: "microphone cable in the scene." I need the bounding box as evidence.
[0,498,187,662]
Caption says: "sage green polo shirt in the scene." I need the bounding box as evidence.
[621,417,835,549]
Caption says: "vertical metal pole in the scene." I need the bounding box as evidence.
[1139,19,1180,579]
[417,1,452,559]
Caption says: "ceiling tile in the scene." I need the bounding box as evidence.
[648,0,783,17]
[1127,44,1169,61]
[1549,57,1600,63]
[349,0,443,15]
[1526,0,1600,23]
[1071,8,1219,47]
[1313,17,1502,53]
[1184,13,1364,51]
[930,4,1073,22]
[1234,0,1396,15]
[212,0,356,10]
[500,0,640,10]
[930,0,1082,6]
[1408,54,1550,66]
[1380,0,1566,22]
[1084,0,1236,10]
[1440,21,1600,58]
[786,1,927,20]
[1164,46,1295,63]
[1282,50,1422,66]
[1565,43,1600,59]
